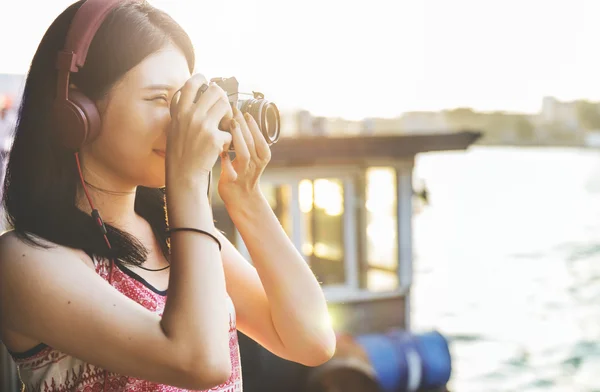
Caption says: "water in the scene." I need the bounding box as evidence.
[411,146,600,392]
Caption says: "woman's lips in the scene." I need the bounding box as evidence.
[153,150,166,158]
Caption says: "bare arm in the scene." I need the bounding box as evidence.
[161,176,231,378]
[213,107,336,366]
[223,192,336,366]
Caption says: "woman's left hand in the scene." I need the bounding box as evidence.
[218,107,271,207]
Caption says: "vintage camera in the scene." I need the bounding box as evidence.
[212,77,280,150]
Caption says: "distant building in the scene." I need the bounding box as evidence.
[278,109,302,138]
[323,117,362,136]
[369,117,403,135]
[539,96,579,130]
[399,111,450,133]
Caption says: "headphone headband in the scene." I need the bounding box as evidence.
[57,0,134,73]
[53,0,138,150]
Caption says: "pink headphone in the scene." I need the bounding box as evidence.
[53,0,137,150]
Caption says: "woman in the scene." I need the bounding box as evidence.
[0,1,336,391]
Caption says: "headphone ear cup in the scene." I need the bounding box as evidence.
[53,89,101,150]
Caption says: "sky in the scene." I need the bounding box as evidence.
[0,0,599,120]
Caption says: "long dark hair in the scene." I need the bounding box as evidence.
[2,0,195,266]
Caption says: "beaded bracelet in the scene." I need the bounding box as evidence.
[167,227,222,251]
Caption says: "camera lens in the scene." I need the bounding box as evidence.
[240,99,280,145]
[263,102,280,142]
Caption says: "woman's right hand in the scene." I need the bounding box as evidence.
[166,74,233,186]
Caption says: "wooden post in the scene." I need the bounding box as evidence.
[396,163,414,331]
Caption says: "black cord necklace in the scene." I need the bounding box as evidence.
[137,263,170,272]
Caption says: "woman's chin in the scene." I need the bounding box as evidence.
[145,181,166,189]
[139,175,166,189]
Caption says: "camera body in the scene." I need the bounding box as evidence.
[211,77,280,148]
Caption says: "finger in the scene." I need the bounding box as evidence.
[193,83,228,112]
[170,90,182,120]
[192,85,233,131]
[171,74,208,118]
[198,95,233,131]
[176,74,208,114]
[220,151,237,180]
[233,107,256,157]
[228,118,251,165]
[244,112,270,161]
[218,131,233,153]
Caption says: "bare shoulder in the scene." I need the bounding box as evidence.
[0,229,98,335]
[0,230,100,318]
[0,229,93,269]
[1,229,48,257]
[0,230,95,346]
